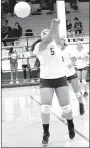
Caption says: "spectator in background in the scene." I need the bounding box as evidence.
[1,19,13,46]
[66,20,72,37]
[8,43,19,84]
[3,0,9,13]
[70,0,79,11]
[1,19,9,39]
[9,0,16,16]
[74,17,83,36]
[40,0,55,12]
[13,22,22,39]
[25,0,30,2]
[21,47,32,82]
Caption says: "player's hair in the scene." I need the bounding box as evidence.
[76,40,83,49]
[31,39,42,52]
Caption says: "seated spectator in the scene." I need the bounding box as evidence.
[1,19,8,39]
[13,22,22,39]
[1,19,13,46]
[2,0,9,14]
[74,17,83,36]
[40,0,55,12]
[66,20,73,37]
[70,0,79,11]
[66,20,72,32]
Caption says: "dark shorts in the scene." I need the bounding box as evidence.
[75,67,88,71]
[40,76,68,88]
[22,64,31,70]
[75,29,83,34]
[67,73,77,81]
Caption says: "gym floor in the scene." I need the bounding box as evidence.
[2,83,89,147]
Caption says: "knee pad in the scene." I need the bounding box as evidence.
[75,92,82,98]
[82,79,87,85]
[41,105,52,114]
[61,104,72,114]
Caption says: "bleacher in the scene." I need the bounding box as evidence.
[3,2,89,36]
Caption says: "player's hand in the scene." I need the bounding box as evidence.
[68,64,72,68]
[52,18,60,24]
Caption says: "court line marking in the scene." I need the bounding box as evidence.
[30,96,89,142]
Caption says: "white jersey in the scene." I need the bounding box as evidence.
[11,53,17,59]
[22,51,30,65]
[61,46,76,77]
[33,41,66,79]
[74,49,87,69]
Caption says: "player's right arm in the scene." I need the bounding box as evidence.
[43,19,59,43]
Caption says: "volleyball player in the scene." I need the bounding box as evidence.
[61,38,85,115]
[8,46,19,84]
[31,18,75,146]
[21,47,32,82]
[75,41,88,97]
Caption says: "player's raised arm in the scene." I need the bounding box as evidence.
[41,19,59,43]
[53,19,63,45]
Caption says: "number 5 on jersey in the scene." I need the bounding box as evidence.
[50,48,55,55]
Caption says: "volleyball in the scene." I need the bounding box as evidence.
[14,1,31,18]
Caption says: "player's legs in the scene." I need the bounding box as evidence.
[27,64,32,81]
[82,69,88,97]
[10,64,14,83]
[40,87,54,124]
[40,81,54,145]
[22,65,27,81]
[15,63,19,83]
[69,76,85,115]
[55,77,75,139]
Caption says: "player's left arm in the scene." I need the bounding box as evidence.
[71,57,77,66]
[69,52,77,66]
[53,20,62,45]
[83,52,88,61]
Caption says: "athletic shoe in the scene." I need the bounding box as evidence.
[42,132,50,146]
[79,103,85,115]
[69,129,75,139]
[9,81,13,84]
[23,79,27,83]
[83,92,88,97]
[31,80,35,83]
[16,80,19,84]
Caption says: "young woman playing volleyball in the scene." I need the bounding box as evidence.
[31,18,75,146]
[61,38,85,116]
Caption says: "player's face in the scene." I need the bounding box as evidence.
[61,38,65,45]
[77,42,82,51]
[41,29,49,40]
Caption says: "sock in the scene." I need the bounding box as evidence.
[43,124,49,134]
[79,102,83,105]
[67,119,74,131]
